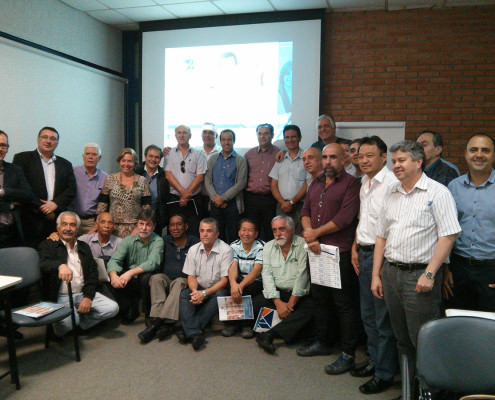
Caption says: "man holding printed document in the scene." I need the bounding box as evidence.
[299,143,361,376]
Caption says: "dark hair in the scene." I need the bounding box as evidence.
[168,213,188,226]
[220,129,236,143]
[390,140,425,171]
[137,208,156,224]
[359,136,388,155]
[418,130,443,148]
[336,138,352,145]
[144,144,163,158]
[467,133,495,149]
[351,137,363,146]
[283,124,301,139]
[38,126,59,140]
[0,130,7,140]
[256,123,274,136]
[238,218,258,232]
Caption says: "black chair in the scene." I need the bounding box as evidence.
[0,247,80,389]
[414,316,495,400]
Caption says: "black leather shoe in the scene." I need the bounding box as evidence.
[191,334,205,351]
[175,329,189,344]
[359,376,394,394]
[256,332,276,354]
[138,326,158,344]
[325,352,355,375]
[351,362,375,377]
[156,325,174,341]
[297,340,332,357]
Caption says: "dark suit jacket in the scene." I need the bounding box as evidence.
[0,161,35,241]
[13,149,76,210]
[135,163,169,232]
[38,239,98,302]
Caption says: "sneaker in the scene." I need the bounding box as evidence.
[240,327,254,339]
[221,324,238,337]
[325,352,355,375]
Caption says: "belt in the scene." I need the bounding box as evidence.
[79,214,97,220]
[452,254,495,267]
[387,261,427,272]
[359,244,375,252]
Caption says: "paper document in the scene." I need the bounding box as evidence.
[217,295,254,321]
[14,302,64,318]
[253,307,281,333]
[305,243,341,289]
[445,308,495,321]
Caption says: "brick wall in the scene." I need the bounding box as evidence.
[321,6,495,171]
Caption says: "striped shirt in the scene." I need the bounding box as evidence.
[356,166,397,246]
[377,173,461,264]
[230,239,264,280]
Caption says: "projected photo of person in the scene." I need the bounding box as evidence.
[278,60,292,116]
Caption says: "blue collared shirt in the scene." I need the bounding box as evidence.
[144,165,159,210]
[70,165,107,215]
[448,169,495,260]
[213,151,237,195]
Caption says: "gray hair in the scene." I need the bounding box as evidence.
[56,211,81,228]
[83,142,102,156]
[175,125,191,135]
[200,217,219,233]
[317,114,336,129]
[390,140,425,170]
[271,215,295,231]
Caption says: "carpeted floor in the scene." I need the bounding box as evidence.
[1,317,401,400]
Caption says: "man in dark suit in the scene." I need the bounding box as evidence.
[13,126,76,248]
[0,130,35,248]
[135,144,169,235]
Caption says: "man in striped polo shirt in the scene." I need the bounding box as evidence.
[371,140,461,400]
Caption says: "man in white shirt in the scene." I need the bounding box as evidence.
[350,136,398,394]
[371,140,461,397]
[38,211,119,336]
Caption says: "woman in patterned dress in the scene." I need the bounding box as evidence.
[97,148,151,238]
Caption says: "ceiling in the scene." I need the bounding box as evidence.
[59,0,495,31]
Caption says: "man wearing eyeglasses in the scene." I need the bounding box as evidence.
[13,126,76,248]
[137,213,199,343]
[0,130,34,248]
[165,125,207,236]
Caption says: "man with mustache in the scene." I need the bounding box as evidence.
[38,211,119,336]
[107,208,164,324]
[254,215,312,355]
[447,133,495,312]
[299,143,361,376]
[371,140,460,399]
[78,212,122,260]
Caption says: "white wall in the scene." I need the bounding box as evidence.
[0,0,122,72]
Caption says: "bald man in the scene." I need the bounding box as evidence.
[299,143,361,375]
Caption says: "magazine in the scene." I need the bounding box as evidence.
[13,302,64,318]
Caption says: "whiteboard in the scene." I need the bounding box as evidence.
[0,36,126,173]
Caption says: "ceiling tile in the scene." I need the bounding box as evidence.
[99,0,156,8]
[328,0,384,11]
[87,9,134,23]
[213,0,274,14]
[59,0,108,11]
[117,5,174,20]
[162,2,223,18]
[270,0,328,11]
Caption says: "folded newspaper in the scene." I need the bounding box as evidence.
[14,302,64,318]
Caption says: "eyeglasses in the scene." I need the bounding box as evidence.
[180,160,185,173]
[0,144,9,149]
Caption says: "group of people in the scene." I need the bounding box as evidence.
[0,115,494,399]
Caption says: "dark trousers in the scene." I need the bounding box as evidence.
[252,290,313,343]
[167,194,201,237]
[111,272,154,317]
[244,192,276,242]
[0,224,19,249]
[358,248,398,381]
[210,200,239,245]
[179,287,227,337]
[225,279,263,329]
[448,254,495,312]
[22,213,56,248]
[311,251,360,355]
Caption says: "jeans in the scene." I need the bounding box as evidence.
[53,292,119,336]
[358,248,398,380]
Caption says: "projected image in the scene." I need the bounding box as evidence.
[164,41,293,148]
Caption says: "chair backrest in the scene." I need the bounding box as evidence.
[0,247,40,289]
[416,316,495,394]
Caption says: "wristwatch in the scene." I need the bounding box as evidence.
[202,290,208,299]
[424,271,435,280]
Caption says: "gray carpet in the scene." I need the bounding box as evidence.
[1,318,401,399]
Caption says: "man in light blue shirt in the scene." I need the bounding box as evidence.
[447,133,495,311]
